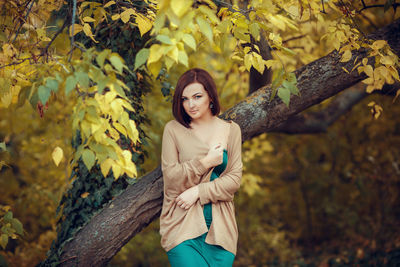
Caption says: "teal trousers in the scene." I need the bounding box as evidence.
[166,230,235,267]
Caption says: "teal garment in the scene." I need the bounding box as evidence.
[167,149,235,267]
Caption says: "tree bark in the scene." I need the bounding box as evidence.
[59,19,400,266]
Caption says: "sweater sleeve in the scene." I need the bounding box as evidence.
[161,122,209,192]
[198,122,243,204]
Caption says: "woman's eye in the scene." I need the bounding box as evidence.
[195,95,201,98]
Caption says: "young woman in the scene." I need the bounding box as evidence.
[159,68,243,266]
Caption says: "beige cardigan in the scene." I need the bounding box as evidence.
[159,119,243,255]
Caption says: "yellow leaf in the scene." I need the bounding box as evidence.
[388,66,400,81]
[113,122,127,136]
[100,158,114,177]
[340,50,352,62]
[342,67,349,74]
[171,0,192,17]
[196,16,213,43]
[104,0,115,8]
[52,146,64,166]
[121,9,136,23]
[147,61,162,77]
[128,120,139,141]
[81,192,90,198]
[112,14,121,20]
[136,14,153,36]
[371,40,387,50]
[364,65,373,77]
[362,77,374,85]
[375,66,392,83]
[167,46,179,62]
[83,16,96,23]
[112,164,122,179]
[265,59,279,68]
[244,53,252,71]
[147,44,163,64]
[366,85,375,93]
[269,15,286,31]
[83,23,92,37]
[69,24,83,36]
[82,23,98,43]
[380,56,394,66]
[108,127,120,140]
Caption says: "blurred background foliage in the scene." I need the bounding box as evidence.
[0,0,400,266]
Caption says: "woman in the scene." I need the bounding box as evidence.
[159,68,243,267]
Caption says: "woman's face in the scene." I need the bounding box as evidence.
[181,82,212,121]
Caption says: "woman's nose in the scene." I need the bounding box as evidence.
[189,99,195,107]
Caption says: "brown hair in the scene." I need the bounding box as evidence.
[172,68,220,128]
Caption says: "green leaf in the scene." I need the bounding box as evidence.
[0,234,8,249]
[75,72,90,88]
[65,76,77,95]
[11,218,23,235]
[384,0,394,12]
[233,27,250,42]
[4,211,12,221]
[0,142,6,152]
[196,17,213,43]
[271,68,285,100]
[97,77,108,94]
[156,35,173,45]
[287,72,297,83]
[152,12,165,34]
[134,48,149,70]
[96,49,109,68]
[249,23,260,40]
[182,34,196,50]
[109,55,124,73]
[282,80,299,96]
[82,149,96,171]
[198,5,219,24]
[277,86,291,106]
[38,85,51,104]
[281,46,296,56]
[46,78,59,92]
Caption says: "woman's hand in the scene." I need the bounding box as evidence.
[175,185,199,210]
[201,143,223,168]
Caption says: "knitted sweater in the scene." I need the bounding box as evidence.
[159,119,243,255]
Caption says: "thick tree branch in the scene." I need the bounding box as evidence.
[58,19,400,266]
[270,82,399,134]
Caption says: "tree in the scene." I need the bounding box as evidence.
[0,0,399,266]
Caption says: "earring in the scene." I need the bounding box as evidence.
[210,102,214,109]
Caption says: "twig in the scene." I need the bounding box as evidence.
[320,0,327,14]
[283,35,307,44]
[58,255,77,264]
[69,0,77,62]
[0,17,70,70]
[43,16,70,53]
[11,0,35,43]
[358,4,400,13]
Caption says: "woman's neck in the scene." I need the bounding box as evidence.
[190,113,216,128]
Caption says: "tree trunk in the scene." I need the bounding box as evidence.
[59,19,400,266]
